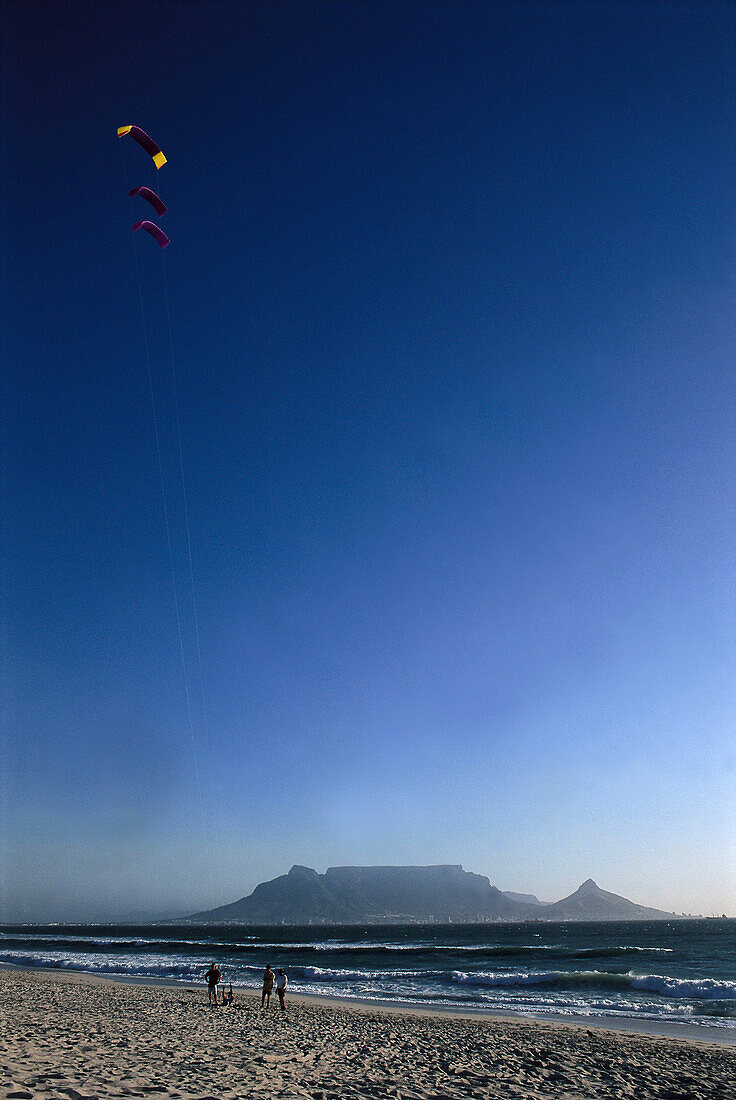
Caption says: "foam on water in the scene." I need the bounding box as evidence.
[3,919,735,1033]
[629,974,736,1000]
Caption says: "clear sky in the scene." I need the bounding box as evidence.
[2,1,735,921]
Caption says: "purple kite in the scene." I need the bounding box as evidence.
[132,220,170,249]
[118,125,167,169]
[129,186,167,217]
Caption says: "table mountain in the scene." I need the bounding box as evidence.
[189,864,528,922]
[502,891,544,906]
[187,865,673,923]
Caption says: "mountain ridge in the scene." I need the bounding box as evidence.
[187,865,676,924]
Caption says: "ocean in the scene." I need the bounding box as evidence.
[2,919,735,1040]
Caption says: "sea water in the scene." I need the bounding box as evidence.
[2,919,735,1039]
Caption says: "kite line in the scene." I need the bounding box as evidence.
[118,124,222,907]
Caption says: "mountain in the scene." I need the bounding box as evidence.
[502,891,544,906]
[189,864,531,922]
[540,878,674,921]
[187,866,674,923]
[196,865,358,924]
[190,864,529,923]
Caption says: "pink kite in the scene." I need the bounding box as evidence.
[129,186,167,217]
[132,220,170,249]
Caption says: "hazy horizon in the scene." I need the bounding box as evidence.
[1,855,730,925]
[2,1,735,925]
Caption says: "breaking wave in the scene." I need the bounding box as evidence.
[451,969,736,1000]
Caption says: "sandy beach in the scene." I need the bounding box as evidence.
[1,969,734,1099]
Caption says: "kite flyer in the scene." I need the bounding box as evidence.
[276,968,288,1010]
[205,962,221,1005]
[261,965,275,1008]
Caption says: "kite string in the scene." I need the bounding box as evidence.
[119,140,207,832]
[161,243,230,943]
[161,256,223,868]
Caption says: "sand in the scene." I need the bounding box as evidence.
[1,968,734,1099]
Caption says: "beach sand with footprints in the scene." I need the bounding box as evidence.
[2,968,735,1099]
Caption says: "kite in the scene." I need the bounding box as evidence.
[132,220,170,249]
[118,125,167,169]
[129,186,167,217]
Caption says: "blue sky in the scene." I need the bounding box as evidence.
[2,1,735,920]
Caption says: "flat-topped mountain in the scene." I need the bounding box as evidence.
[191,864,525,923]
[187,865,675,924]
[502,891,544,906]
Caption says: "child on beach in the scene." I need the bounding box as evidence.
[276,969,287,1011]
[261,965,275,1008]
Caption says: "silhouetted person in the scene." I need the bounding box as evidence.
[261,965,274,1008]
[276,968,287,1011]
[206,962,221,1006]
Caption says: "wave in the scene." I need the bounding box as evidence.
[451,969,736,1000]
[630,975,736,1000]
[241,942,676,958]
[0,935,258,953]
[269,964,736,1003]
[297,965,445,982]
[0,933,677,962]
[6,945,734,1003]
[567,947,674,959]
[0,953,199,980]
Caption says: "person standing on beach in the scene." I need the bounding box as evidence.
[205,962,221,1006]
[261,965,275,1008]
[276,968,287,1011]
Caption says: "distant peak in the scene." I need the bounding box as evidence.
[288,865,318,877]
[579,878,598,891]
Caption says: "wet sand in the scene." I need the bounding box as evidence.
[1,968,734,1099]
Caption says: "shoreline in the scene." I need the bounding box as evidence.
[1,968,735,1100]
[290,988,736,1047]
[3,961,736,1048]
